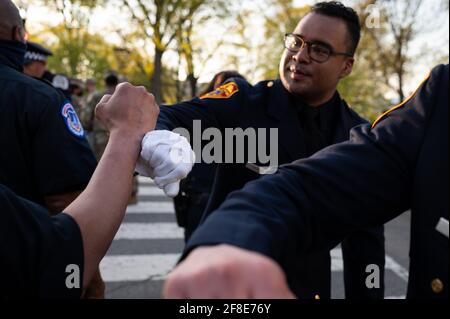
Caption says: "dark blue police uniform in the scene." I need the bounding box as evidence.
[174,161,216,242]
[0,40,96,206]
[157,77,385,299]
[185,64,449,299]
[0,183,84,298]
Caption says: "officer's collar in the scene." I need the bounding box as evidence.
[290,91,340,131]
[266,80,292,121]
[0,40,26,72]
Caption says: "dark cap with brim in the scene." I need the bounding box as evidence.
[24,41,53,64]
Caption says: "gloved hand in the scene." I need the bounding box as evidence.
[136,130,195,197]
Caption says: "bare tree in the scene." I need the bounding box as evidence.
[175,0,231,98]
[364,0,445,102]
[121,0,209,103]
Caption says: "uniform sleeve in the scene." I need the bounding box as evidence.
[79,93,100,131]
[0,184,84,298]
[185,65,446,269]
[29,90,97,197]
[156,79,249,134]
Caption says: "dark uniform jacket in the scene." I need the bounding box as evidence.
[0,40,96,206]
[185,64,449,298]
[157,78,385,298]
[0,183,84,298]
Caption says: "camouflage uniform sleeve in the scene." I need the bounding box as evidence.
[80,93,101,132]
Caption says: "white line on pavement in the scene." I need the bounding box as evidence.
[331,248,409,282]
[102,248,410,288]
[115,222,183,240]
[385,255,409,282]
[126,201,174,214]
[138,186,166,196]
[100,254,181,282]
[331,248,343,272]
[137,176,155,184]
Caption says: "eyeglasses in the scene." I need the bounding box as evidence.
[284,33,353,63]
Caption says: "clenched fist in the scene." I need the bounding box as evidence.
[136,130,195,197]
[163,245,296,299]
[95,82,159,141]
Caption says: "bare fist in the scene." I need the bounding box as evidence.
[95,83,159,140]
[163,245,296,299]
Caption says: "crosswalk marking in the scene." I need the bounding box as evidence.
[137,176,155,184]
[101,254,181,282]
[385,295,406,299]
[126,201,174,214]
[331,248,409,281]
[386,255,409,282]
[138,186,166,196]
[103,246,408,284]
[116,222,184,240]
[331,248,343,272]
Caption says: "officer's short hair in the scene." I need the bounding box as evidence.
[310,1,361,56]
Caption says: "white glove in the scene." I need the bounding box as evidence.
[136,130,195,197]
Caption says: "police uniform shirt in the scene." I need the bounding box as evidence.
[291,93,339,156]
[157,77,386,299]
[184,64,449,298]
[0,43,97,205]
[0,184,83,298]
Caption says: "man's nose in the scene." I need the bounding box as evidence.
[292,46,310,63]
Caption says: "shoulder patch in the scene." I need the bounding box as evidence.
[200,82,239,100]
[372,72,431,128]
[61,102,85,138]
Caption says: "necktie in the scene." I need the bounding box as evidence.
[302,106,325,156]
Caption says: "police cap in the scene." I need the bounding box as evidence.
[24,41,53,65]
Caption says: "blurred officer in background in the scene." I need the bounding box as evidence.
[23,41,52,79]
[81,71,119,160]
[43,70,72,100]
[85,78,98,100]
[81,71,138,203]
[69,78,85,114]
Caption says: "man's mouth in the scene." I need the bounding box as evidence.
[289,66,311,80]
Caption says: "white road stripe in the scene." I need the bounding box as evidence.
[331,248,343,272]
[138,186,167,196]
[385,255,409,282]
[102,246,410,287]
[331,248,409,282]
[115,222,183,240]
[101,254,181,282]
[126,201,174,214]
[102,251,410,285]
[137,176,155,184]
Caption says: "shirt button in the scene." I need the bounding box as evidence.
[431,278,444,294]
[267,81,274,88]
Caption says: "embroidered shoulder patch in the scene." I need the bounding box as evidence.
[61,102,84,138]
[200,82,239,100]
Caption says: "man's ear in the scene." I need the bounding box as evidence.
[12,26,26,43]
[339,57,354,79]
